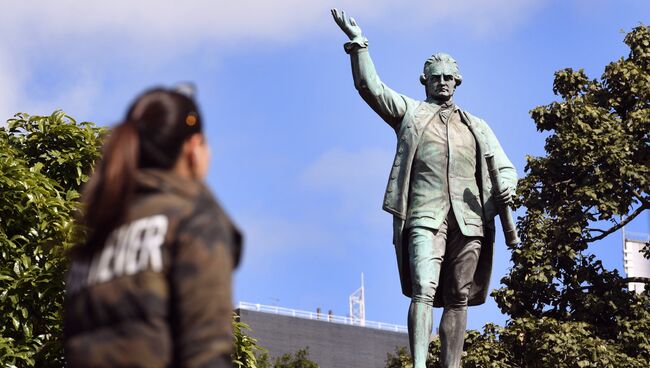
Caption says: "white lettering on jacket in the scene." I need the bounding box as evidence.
[67,215,168,294]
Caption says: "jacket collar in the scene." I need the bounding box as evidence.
[135,168,203,199]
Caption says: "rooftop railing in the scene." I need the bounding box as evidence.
[237,301,408,334]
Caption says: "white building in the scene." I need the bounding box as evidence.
[623,232,650,293]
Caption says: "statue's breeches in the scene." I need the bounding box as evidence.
[408,211,482,308]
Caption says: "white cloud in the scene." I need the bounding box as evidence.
[1,1,375,48]
[0,0,545,121]
[300,147,393,227]
[0,45,25,124]
[28,69,101,119]
[0,56,102,124]
[236,212,335,268]
[406,0,547,35]
[1,1,544,44]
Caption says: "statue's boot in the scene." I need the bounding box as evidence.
[439,307,467,368]
[408,300,433,368]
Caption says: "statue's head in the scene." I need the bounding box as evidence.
[420,53,462,102]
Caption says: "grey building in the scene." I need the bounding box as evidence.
[236,304,409,368]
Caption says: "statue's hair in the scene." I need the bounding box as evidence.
[420,53,463,86]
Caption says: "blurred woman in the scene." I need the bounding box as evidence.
[64,87,242,368]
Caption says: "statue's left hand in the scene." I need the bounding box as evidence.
[495,184,515,207]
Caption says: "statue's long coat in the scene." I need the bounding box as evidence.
[382,101,517,307]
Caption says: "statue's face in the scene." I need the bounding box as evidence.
[425,61,457,102]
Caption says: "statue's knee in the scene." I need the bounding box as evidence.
[412,279,436,306]
[444,285,470,309]
[411,294,435,307]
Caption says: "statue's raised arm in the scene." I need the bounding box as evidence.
[331,8,407,129]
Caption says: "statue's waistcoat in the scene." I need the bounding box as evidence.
[386,101,501,305]
[382,102,497,223]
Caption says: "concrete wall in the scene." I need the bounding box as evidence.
[237,309,409,368]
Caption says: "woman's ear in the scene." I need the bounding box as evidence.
[185,133,210,180]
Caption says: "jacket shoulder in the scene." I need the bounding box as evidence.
[392,97,424,133]
[176,189,243,267]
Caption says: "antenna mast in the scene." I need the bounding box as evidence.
[349,273,366,326]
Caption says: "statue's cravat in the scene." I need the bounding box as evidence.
[439,100,454,122]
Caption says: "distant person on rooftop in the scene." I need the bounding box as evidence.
[64,86,242,368]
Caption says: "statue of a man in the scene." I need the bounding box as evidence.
[332,9,517,368]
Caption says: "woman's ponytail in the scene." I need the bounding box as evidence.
[79,121,139,254]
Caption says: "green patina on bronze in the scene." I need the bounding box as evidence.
[332,9,518,368]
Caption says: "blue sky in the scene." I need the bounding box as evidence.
[2,0,648,330]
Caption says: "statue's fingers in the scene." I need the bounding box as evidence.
[339,11,348,26]
[342,10,350,25]
[350,17,358,27]
[333,10,345,27]
[496,188,510,201]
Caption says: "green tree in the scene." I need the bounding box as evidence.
[385,346,413,368]
[493,25,649,321]
[491,24,649,365]
[385,339,444,368]
[258,347,319,368]
[0,111,105,367]
[232,314,268,368]
[481,24,650,368]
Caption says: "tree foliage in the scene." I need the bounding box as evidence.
[493,25,649,320]
[387,317,649,368]
[258,348,319,368]
[489,24,650,365]
[232,314,268,368]
[0,112,105,367]
[385,346,413,368]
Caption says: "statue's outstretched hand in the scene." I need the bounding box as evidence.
[331,8,363,40]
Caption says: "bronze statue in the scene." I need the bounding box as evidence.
[332,9,518,368]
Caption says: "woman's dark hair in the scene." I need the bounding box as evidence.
[78,87,202,254]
